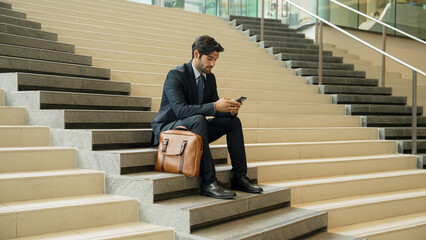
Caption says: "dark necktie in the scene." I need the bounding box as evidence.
[198,75,204,104]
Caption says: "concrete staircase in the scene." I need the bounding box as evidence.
[229,15,426,159]
[2,0,425,239]
[0,91,174,239]
[0,1,332,239]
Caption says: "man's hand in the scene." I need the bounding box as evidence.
[214,98,241,114]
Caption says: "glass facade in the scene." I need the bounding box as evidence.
[128,0,426,39]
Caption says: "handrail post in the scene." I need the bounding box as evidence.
[412,71,417,155]
[228,0,230,15]
[319,20,323,85]
[276,0,278,19]
[315,0,319,44]
[381,25,386,87]
[261,0,264,41]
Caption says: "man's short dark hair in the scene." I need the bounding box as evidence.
[192,35,224,59]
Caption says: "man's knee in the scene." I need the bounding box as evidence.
[230,116,242,129]
[185,115,208,134]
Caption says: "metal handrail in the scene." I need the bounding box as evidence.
[283,0,425,76]
[281,0,424,155]
[329,0,426,45]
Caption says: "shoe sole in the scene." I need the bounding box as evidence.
[231,186,263,194]
[200,191,237,199]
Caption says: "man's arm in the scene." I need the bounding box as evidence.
[164,71,215,119]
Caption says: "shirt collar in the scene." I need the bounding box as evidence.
[191,60,206,80]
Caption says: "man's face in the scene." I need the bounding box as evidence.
[193,50,220,74]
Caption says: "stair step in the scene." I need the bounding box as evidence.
[0,125,49,147]
[287,60,354,70]
[0,2,12,9]
[106,164,257,202]
[271,46,333,56]
[0,43,92,65]
[265,169,426,204]
[308,76,378,86]
[0,72,130,95]
[296,188,426,228]
[0,169,104,203]
[238,113,362,128]
[329,211,426,240]
[278,53,343,63]
[0,6,25,19]
[0,56,110,79]
[147,185,290,233]
[264,40,319,49]
[0,14,41,29]
[253,154,417,183]
[297,68,366,78]
[304,232,366,240]
[349,104,423,116]
[244,140,397,162]
[178,207,327,239]
[26,109,156,129]
[383,127,426,139]
[11,222,174,240]
[365,115,426,127]
[245,28,305,38]
[0,194,138,238]
[83,145,227,175]
[0,146,76,173]
[0,32,74,53]
[0,106,26,125]
[8,90,151,111]
[399,140,426,154]
[332,94,407,105]
[229,15,283,23]
[258,35,314,44]
[320,85,392,95]
[0,22,57,41]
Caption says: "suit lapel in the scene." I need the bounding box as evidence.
[185,61,198,104]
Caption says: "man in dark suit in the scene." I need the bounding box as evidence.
[152,35,263,199]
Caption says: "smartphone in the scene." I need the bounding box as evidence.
[236,96,247,103]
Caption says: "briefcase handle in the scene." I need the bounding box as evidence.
[174,126,189,131]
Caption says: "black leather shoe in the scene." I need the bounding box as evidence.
[200,180,237,199]
[231,176,263,193]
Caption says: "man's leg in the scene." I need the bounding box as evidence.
[207,116,247,178]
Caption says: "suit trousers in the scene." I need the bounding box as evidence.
[160,115,248,185]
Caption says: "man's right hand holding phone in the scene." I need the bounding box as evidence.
[215,97,245,114]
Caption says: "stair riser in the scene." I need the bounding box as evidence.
[238,115,362,128]
[26,109,156,129]
[359,224,426,240]
[0,148,76,173]
[264,41,319,49]
[7,91,151,111]
[257,156,417,182]
[333,95,407,105]
[0,126,49,147]
[0,32,74,53]
[0,106,26,125]
[0,44,92,66]
[321,85,392,95]
[246,29,304,38]
[279,54,343,63]
[246,141,397,162]
[327,195,426,228]
[349,105,423,116]
[0,56,110,79]
[272,47,333,56]
[308,76,379,86]
[0,72,131,96]
[0,89,4,106]
[297,69,366,78]
[215,128,379,145]
[0,199,138,238]
[0,172,105,203]
[0,15,41,29]
[286,61,354,70]
[289,173,426,204]
[0,22,57,41]
[0,7,26,19]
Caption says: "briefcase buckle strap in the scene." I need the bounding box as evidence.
[179,140,187,173]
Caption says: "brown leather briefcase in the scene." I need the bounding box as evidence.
[155,126,203,177]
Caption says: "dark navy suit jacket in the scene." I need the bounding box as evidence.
[151,60,233,145]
